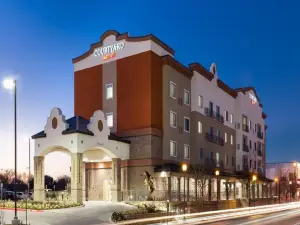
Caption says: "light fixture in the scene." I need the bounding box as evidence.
[3,79,15,89]
[215,169,220,176]
[252,174,257,181]
[289,181,292,185]
[182,163,188,172]
[274,177,278,182]
[293,162,297,167]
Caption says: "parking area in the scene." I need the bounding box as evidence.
[1,201,135,225]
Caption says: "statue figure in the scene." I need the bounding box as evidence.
[143,170,155,200]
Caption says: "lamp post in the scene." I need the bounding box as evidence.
[24,137,31,225]
[274,177,278,203]
[182,163,188,216]
[289,181,292,202]
[251,174,257,206]
[293,162,297,200]
[3,79,20,225]
[215,169,220,209]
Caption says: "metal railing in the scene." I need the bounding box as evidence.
[205,133,224,146]
[204,108,224,123]
[242,124,249,132]
[257,132,264,139]
[243,144,249,152]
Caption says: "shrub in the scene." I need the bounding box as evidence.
[143,203,157,213]
[111,212,126,222]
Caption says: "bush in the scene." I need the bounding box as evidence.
[143,203,157,213]
[111,212,126,222]
[0,200,82,210]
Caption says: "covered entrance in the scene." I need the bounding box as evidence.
[32,108,130,203]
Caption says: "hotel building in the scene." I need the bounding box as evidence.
[32,30,269,204]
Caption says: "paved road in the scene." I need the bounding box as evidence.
[1,201,135,225]
[203,207,300,225]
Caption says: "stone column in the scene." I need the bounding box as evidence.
[195,179,198,200]
[208,178,212,201]
[81,162,86,201]
[257,183,260,199]
[177,177,181,201]
[71,153,83,204]
[167,176,171,201]
[34,156,45,202]
[187,177,190,201]
[233,182,236,200]
[111,158,121,202]
[217,178,221,201]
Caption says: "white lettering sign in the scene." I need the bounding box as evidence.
[249,93,257,104]
[94,42,125,58]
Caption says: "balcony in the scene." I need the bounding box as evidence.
[258,167,264,177]
[243,164,249,172]
[242,124,249,132]
[243,144,249,152]
[258,149,262,157]
[204,108,224,124]
[257,132,264,139]
[205,133,224,146]
[205,108,215,119]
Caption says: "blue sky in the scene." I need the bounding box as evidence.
[0,0,299,177]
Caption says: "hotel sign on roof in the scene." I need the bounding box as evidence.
[94,42,125,60]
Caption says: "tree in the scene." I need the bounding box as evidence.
[190,165,210,200]
[55,175,71,191]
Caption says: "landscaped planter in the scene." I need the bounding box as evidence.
[124,212,176,220]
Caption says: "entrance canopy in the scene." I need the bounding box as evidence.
[31,108,130,161]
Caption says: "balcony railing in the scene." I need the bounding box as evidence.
[204,108,224,124]
[242,124,249,132]
[243,144,249,152]
[205,133,224,146]
[257,149,262,157]
[257,132,263,139]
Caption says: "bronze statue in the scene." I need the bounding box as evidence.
[143,170,155,200]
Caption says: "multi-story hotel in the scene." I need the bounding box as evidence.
[32,30,270,204]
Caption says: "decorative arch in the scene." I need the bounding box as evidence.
[38,145,72,157]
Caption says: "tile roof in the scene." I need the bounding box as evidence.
[31,116,130,144]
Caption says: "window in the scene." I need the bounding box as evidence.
[209,127,214,135]
[225,154,228,165]
[106,83,113,99]
[198,95,203,107]
[232,157,235,166]
[242,115,247,125]
[209,101,213,111]
[216,152,220,165]
[254,161,257,170]
[216,129,220,137]
[184,90,190,105]
[248,120,252,130]
[200,148,203,159]
[216,105,220,116]
[210,152,214,159]
[224,110,229,121]
[249,140,252,149]
[184,145,190,159]
[254,142,257,150]
[250,160,252,169]
[230,114,234,124]
[170,141,177,156]
[198,121,202,133]
[106,113,113,127]
[170,111,177,128]
[230,135,233,145]
[184,117,190,132]
[255,124,257,132]
[225,133,228,143]
[169,81,176,98]
[243,135,248,145]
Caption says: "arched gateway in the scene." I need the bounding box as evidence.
[32,108,130,203]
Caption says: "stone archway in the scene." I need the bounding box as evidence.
[32,108,129,203]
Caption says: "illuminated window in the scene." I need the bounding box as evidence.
[248,120,252,130]
[230,135,233,145]
[170,111,177,128]
[184,145,190,159]
[106,113,113,127]
[198,95,203,107]
[230,114,234,124]
[198,121,202,133]
[106,83,113,99]
[184,90,190,105]
[224,110,229,121]
[169,81,176,98]
[216,152,220,165]
[225,133,228,143]
[170,141,177,157]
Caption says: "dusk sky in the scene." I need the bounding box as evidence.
[0,0,299,178]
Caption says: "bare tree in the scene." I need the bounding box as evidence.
[190,165,210,200]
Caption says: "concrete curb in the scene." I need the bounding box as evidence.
[0,207,44,212]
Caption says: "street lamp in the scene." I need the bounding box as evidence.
[274,177,278,203]
[24,137,31,225]
[215,169,220,209]
[251,174,257,206]
[289,181,292,202]
[182,163,188,216]
[2,78,20,224]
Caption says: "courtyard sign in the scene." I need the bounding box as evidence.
[94,42,125,61]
